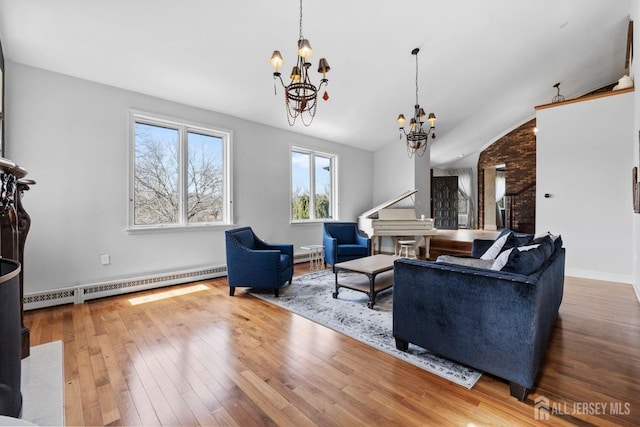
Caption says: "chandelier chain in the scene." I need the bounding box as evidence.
[299,0,304,39]
[415,52,419,106]
[396,47,437,158]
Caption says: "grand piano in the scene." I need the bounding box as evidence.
[358,190,437,257]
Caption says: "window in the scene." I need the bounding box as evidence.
[129,113,232,230]
[291,147,336,221]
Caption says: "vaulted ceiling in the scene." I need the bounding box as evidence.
[0,0,632,167]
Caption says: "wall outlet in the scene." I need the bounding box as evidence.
[100,254,110,265]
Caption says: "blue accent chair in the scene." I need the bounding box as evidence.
[323,222,371,270]
[225,226,293,297]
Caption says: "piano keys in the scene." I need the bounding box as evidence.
[358,189,437,257]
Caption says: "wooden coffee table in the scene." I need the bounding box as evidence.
[333,254,396,309]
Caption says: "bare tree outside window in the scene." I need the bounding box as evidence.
[186,132,223,223]
[134,123,179,225]
[132,118,228,228]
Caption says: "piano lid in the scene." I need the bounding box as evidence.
[359,189,417,219]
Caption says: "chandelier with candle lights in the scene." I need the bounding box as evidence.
[396,48,436,157]
[269,0,330,126]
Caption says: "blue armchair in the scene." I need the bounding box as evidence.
[323,222,371,270]
[225,226,293,297]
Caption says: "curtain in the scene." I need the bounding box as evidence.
[448,168,475,229]
[495,170,506,228]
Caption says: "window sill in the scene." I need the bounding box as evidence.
[290,219,338,226]
[126,223,233,234]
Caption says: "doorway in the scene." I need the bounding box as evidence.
[483,164,505,231]
[432,176,458,229]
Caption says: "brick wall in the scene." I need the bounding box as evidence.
[475,84,615,232]
[478,118,536,232]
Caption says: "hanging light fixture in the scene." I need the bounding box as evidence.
[552,82,565,103]
[270,0,330,127]
[396,48,436,157]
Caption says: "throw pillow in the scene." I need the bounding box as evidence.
[480,232,512,260]
[549,233,563,253]
[532,235,553,258]
[512,232,534,247]
[532,233,561,257]
[517,243,541,252]
[490,248,514,270]
[501,243,548,275]
[501,232,531,252]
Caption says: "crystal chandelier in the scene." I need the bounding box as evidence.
[396,48,436,157]
[270,0,330,126]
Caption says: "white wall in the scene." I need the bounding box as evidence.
[371,139,424,252]
[632,1,640,300]
[414,150,431,218]
[536,91,634,283]
[6,62,373,293]
[372,139,414,205]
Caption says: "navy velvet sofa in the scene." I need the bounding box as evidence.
[392,234,565,400]
[225,226,293,297]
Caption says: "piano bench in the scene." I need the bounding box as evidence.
[397,240,417,259]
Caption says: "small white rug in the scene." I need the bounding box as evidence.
[21,341,64,426]
[251,270,482,389]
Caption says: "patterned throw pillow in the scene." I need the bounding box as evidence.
[480,232,512,260]
[490,248,514,270]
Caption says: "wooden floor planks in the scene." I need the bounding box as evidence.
[24,264,640,426]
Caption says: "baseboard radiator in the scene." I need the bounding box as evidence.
[24,254,313,310]
[24,265,227,310]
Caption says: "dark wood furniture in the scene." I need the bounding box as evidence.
[333,254,395,309]
[0,258,22,417]
[0,157,34,359]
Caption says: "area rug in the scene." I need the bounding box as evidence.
[250,269,482,389]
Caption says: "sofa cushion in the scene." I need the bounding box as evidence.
[480,232,512,260]
[337,244,369,256]
[498,229,534,246]
[506,231,534,249]
[546,232,562,252]
[436,255,495,269]
[490,248,514,270]
[501,238,553,275]
[552,234,563,255]
[530,235,554,259]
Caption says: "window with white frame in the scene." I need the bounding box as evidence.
[130,113,232,229]
[291,147,336,221]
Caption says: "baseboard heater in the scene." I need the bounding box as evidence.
[24,254,313,310]
[24,265,227,310]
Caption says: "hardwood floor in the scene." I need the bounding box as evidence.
[24,264,640,426]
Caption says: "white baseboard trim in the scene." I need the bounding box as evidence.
[632,282,640,303]
[565,268,632,285]
[25,256,313,310]
[24,264,227,310]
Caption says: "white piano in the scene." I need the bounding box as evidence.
[358,189,437,257]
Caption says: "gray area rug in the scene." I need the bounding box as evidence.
[250,269,481,389]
